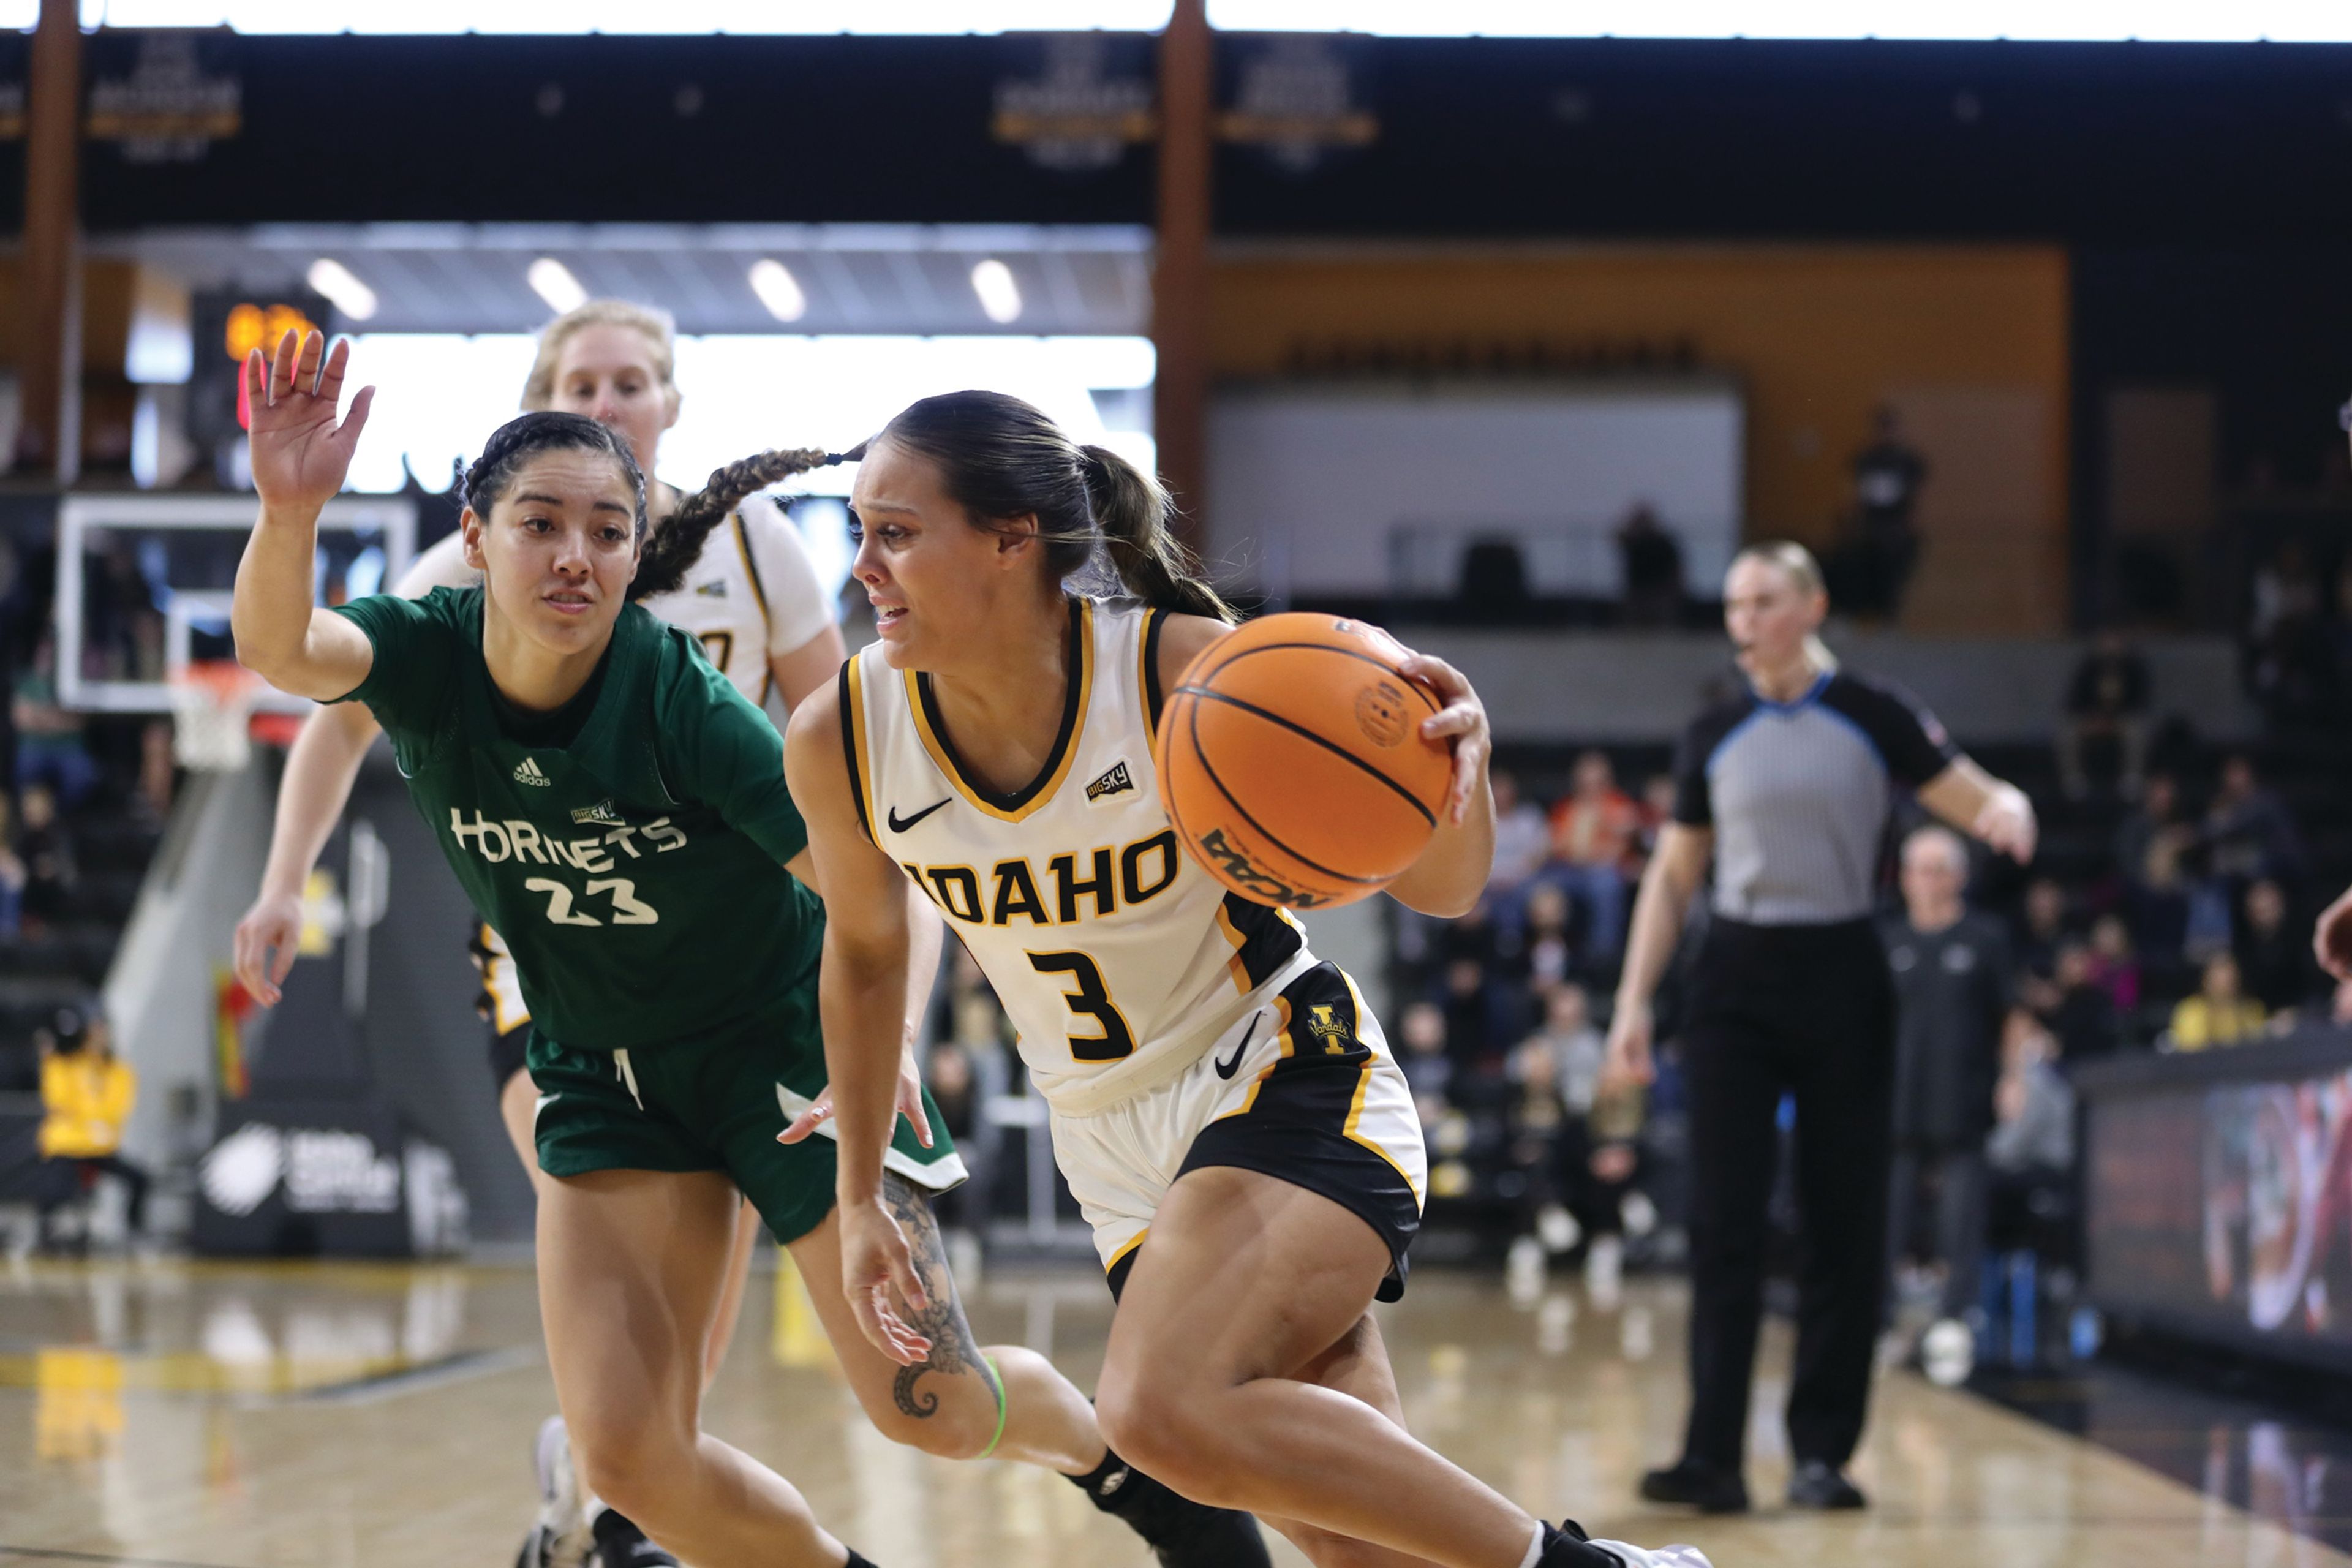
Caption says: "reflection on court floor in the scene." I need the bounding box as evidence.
[0,1258,2339,1568]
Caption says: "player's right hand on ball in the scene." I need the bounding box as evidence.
[247,329,374,514]
[2315,884,2352,980]
[1603,996,1656,1091]
[233,892,304,1007]
[840,1195,933,1366]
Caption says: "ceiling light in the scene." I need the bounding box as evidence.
[747,258,807,323]
[305,258,378,323]
[527,257,588,314]
[970,258,1022,325]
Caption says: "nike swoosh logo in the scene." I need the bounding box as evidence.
[1213,1014,1264,1080]
[888,798,951,833]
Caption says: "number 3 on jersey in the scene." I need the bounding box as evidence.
[1026,951,1136,1061]
[526,877,660,928]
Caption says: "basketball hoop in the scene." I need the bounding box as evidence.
[169,662,265,773]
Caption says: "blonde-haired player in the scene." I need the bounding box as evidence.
[232,300,840,1568]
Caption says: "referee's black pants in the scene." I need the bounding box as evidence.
[1678,916,1895,1474]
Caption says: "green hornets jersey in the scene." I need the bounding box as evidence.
[331,586,822,1052]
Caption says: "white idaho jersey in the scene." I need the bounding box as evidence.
[394,491,834,708]
[845,597,1318,1117]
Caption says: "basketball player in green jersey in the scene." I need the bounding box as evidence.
[230,330,1268,1568]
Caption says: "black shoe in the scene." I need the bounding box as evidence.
[587,1509,679,1568]
[1067,1449,1272,1568]
[1637,1459,1749,1514]
[1785,1460,1867,1510]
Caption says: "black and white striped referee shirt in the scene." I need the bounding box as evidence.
[1671,670,1959,926]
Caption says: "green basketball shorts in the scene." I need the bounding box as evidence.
[527,998,965,1245]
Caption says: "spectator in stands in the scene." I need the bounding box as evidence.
[2237,878,2320,1018]
[2247,541,2335,729]
[1486,767,1551,910]
[2085,914,2141,1016]
[1634,772,1676,865]
[2114,772,2190,886]
[35,1009,148,1252]
[2166,952,2267,1051]
[1397,1001,1453,1128]
[2057,631,2152,799]
[2015,876,2075,984]
[1833,405,1928,619]
[13,636,99,809]
[17,783,74,936]
[1545,750,1641,962]
[2038,941,2122,1062]
[1882,827,2013,1335]
[2205,753,2307,892]
[1505,883,1578,1000]
[1985,1017,2076,1256]
[1513,984,1646,1290]
[1616,504,1686,628]
[0,791,23,940]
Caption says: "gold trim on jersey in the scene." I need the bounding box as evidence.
[1213,902,1253,996]
[843,657,879,843]
[473,922,531,1036]
[1105,1227,1148,1276]
[904,598,1095,825]
[1340,971,1423,1201]
[729,512,775,705]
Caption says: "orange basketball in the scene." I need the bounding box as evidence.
[1158,612,1453,910]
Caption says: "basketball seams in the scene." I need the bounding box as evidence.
[1178,691,1395,890]
[1189,639,1444,718]
[1176,685,1441,826]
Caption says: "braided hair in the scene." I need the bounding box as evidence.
[628,447,837,601]
[856,390,1232,622]
[463,412,646,530]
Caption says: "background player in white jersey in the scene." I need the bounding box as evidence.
[231,301,840,1568]
[783,390,1708,1568]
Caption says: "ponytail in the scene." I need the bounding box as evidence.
[630,447,837,601]
[863,389,1234,622]
[1077,445,1233,624]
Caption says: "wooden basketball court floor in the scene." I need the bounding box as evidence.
[0,1257,2335,1568]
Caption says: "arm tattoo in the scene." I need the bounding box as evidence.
[881,1172,996,1420]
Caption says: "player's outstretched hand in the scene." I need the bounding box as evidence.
[777,1049,934,1148]
[1602,996,1657,1091]
[2315,884,2352,981]
[1398,652,1491,826]
[232,892,303,1007]
[247,330,374,513]
[839,1195,933,1366]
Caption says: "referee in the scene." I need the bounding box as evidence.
[1607,542,2036,1513]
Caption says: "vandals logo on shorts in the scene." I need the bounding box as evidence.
[1306,1003,1352,1054]
[1355,680,1412,748]
[570,799,623,826]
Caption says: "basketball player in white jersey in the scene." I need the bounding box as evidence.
[782,390,1709,1568]
[232,301,839,1568]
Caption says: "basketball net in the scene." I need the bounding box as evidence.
[169,662,265,773]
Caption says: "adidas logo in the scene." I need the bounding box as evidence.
[513,758,552,787]
[695,579,728,598]
[570,799,622,826]
[1085,760,1135,803]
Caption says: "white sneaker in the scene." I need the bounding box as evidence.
[1537,1204,1583,1254]
[514,1415,590,1568]
[1507,1235,1548,1303]
[1589,1542,1713,1568]
[1921,1316,1975,1387]
[1584,1234,1624,1302]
